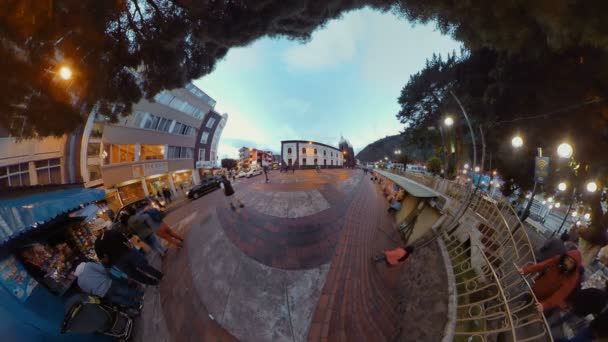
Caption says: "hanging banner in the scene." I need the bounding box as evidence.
[0,255,38,302]
[534,156,551,184]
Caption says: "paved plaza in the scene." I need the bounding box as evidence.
[135,169,448,342]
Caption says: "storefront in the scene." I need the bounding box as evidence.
[0,186,109,340]
[116,179,146,205]
[172,169,193,194]
[145,174,171,198]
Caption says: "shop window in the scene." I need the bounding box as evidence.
[0,162,30,188]
[302,158,307,165]
[110,144,136,163]
[140,145,165,160]
[200,131,209,144]
[287,147,292,154]
[87,143,101,157]
[35,158,62,185]
[118,181,146,205]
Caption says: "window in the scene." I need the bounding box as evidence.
[88,165,102,182]
[314,159,318,165]
[87,143,101,157]
[330,152,333,157]
[324,159,327,166]
[302,158,307,165]
[302,147,306,154]
[331,160,334,165]
[154,91,205,120]
[154,91,175,105]
[0,163,30,188]
[198,148,206,161]
[206,118,216,128]
[314,149,318,155]
[157,118,172,132]
[323,150,326,156]
[140,145,165,160]
[35,158,61,185]
[168,146,194,159]
[200,131,209,144]
[287,147,292,154]
[172,122,183,135]
[132,111,148,127]
[110,144,136,163]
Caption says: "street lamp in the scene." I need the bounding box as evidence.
[384,157,388,161]
[558,182,567,192]
[474,166,480,173]
[464,163,469,169]
[492,170,497,176]
[555,202,561,208]
[444,116,454,127]
[586,181,598,193]
[572,211,578,218]
[584,213,591,220]
[58,65,72,80]
[511,135,524,148]
[557,143,573,159]
[548,197,554,203]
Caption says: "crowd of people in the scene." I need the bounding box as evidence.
[72,204,185,314]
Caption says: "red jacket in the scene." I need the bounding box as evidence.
[522,250,582,310]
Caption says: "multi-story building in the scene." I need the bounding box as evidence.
[238,147,273,169]
[78,83,228,208]
[0,125,81,190]
[280,140,344,169]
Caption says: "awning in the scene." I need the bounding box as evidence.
[375,170,439,198]
[0,188,107,244]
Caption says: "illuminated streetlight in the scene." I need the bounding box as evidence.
[511,135,523,148]
[384,157,388,161]
[558,182,567,192]
[464,163,470,169]
[586,181,598,193]
[549,204,554,209]
[548,197,554,203]
[572,211,578,218]
[584,213,591,220]
[474,166,480,172]
[576,221,582,226]
[492,170,497,176]
[444,116,454,127]
[555,202,561,208]
[542,200,547,205]
[58,65,72,80]
[557,143,573,159]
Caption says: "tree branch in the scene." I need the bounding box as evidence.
[131,0,145,22]
[144,0,163,19]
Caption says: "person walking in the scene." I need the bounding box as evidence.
[144,207,184,248]
[94,229,163,286]
[162,188,172,204]
[124,209,168,257]
[292,165,295,174]
[264,165,269,183]
[220,175,244,210]
[74,261,143,309]
[516,250,582,313]
[232,170,236,182]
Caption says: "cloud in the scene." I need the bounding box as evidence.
[278,98,311,116]
[282,11,364,69]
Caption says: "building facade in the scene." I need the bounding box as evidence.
[238,147,273,169]
[0,126,82,190]
[281,140,344,169]
[78,83,227,208]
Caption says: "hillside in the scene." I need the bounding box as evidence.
[355,134,433,163]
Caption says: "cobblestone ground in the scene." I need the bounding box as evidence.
[132,169,449,341]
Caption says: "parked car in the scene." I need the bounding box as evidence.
[187,178,221,200]
[246,169,263,178]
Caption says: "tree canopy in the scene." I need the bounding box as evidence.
[3,0,608,137]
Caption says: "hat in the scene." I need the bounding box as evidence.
[74,262,86,277]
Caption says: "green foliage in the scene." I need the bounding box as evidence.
[426,156,442,175]
[221,158,238,170]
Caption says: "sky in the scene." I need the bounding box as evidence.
[193,8,461,160]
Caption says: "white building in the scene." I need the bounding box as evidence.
[280,140,344,169]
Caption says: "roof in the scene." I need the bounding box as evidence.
[0,187,106,244]
[375,170,439,198]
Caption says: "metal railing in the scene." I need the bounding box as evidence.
[385,170,552,341]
